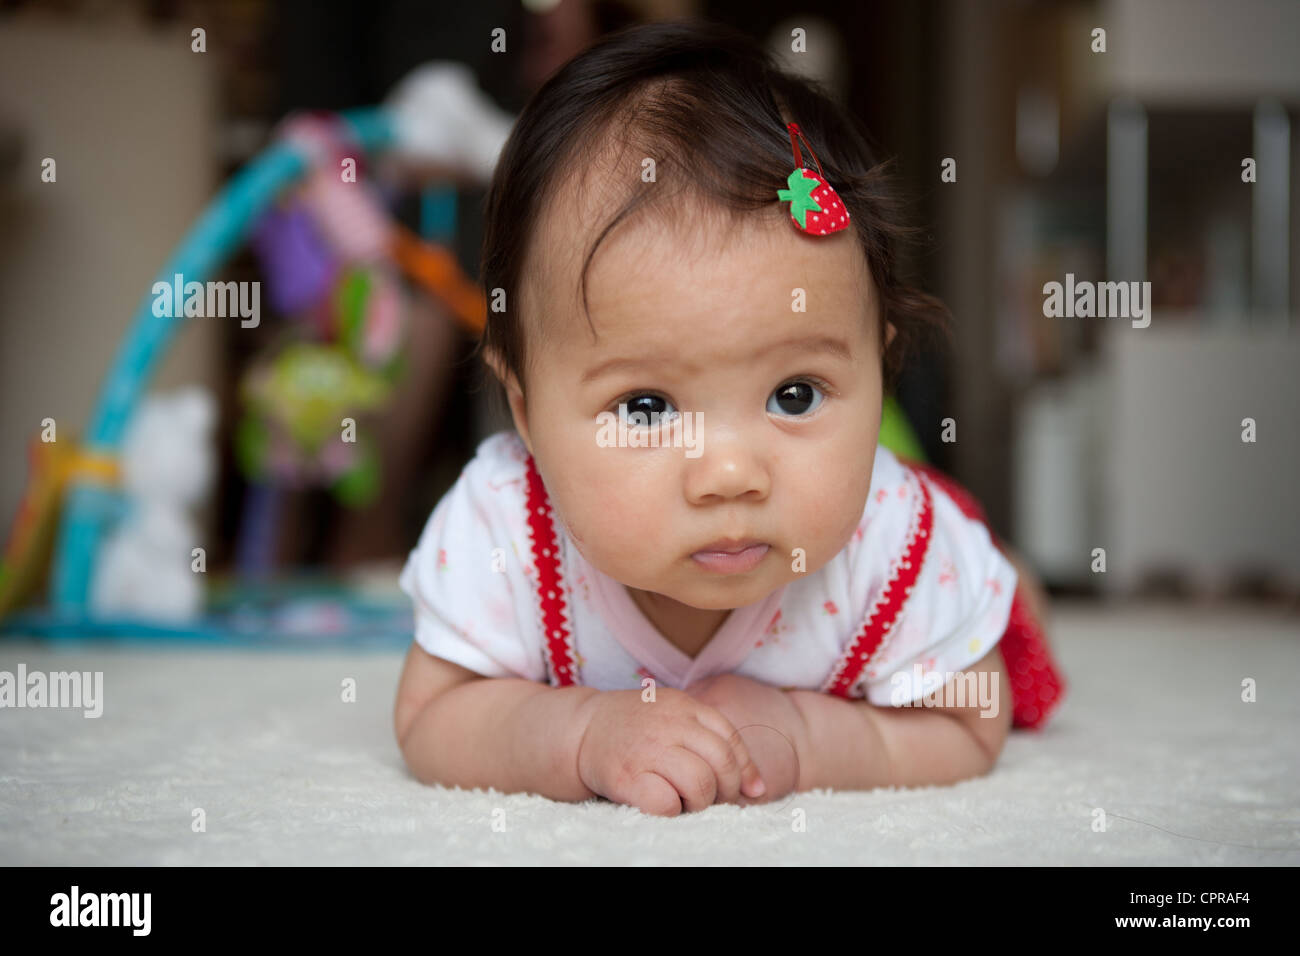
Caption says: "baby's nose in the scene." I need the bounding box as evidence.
[683,434,770,503]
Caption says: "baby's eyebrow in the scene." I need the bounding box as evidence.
[579,356,650,385]
[580,334,853,384]
[784,334,854,363]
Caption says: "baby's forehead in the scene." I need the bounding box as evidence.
[525,128,769,273]
[529,199,869,332]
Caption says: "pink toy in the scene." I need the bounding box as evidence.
[280,114,393,262]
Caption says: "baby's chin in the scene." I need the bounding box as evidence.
[616,558,789,611]
[586,527,853,603]
[576,519,856,607]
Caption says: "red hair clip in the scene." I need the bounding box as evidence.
[777,122,850,236]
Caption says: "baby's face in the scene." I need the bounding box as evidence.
[505,204,884,612]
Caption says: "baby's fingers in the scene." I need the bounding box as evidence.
[679,725,747,805]
[620,770,686,818]
[692,708,766,801]
[651,746,719,814]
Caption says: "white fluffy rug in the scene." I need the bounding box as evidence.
[2,599,1297,865]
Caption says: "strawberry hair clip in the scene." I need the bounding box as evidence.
[776,122,850,236]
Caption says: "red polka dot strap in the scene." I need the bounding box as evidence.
[524,453,579,687]
[821,466,934,698]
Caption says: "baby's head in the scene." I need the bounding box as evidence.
[475,19,948,611]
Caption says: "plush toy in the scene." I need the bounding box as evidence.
[384,62,515,182]
[235,343,392,506]
[90,388,217,622]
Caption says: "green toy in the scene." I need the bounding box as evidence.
[235,343,393,507]
[878,395,926,463]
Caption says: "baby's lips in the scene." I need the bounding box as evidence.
[691,536,767,555]
[690,542,769,574]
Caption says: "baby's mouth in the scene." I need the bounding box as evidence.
[690,540,770,574]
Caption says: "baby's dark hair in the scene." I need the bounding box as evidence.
[473,18,950,402]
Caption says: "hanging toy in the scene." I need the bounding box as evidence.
[249,197,338,316]
[235,111,414,509]
[235,343,392,506]
[280,113,411,373]
[776,122,850,236]
[336,265,406,373]
[280,113,393,263]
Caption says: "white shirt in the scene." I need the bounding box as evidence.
[398,430,1018,706]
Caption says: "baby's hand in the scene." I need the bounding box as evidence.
[684,674,807,804]
[575,688,767,816]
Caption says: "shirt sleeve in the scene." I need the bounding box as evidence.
[397,436,548,683]
[858,472,1019,708]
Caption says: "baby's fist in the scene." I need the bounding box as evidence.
[684,674,806,803]
[574,688,766,816]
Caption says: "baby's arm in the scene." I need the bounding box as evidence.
[396,642,766,812]
[394,642,600,801]
[787,645,1012,791]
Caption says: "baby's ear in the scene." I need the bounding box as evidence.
[482,346,534,454]
[482,344,508,385]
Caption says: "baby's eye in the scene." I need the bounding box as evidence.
[616,394,680,427]
[767,380,826,417]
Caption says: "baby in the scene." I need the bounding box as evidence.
[394,20,1065,816]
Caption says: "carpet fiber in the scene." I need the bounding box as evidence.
[2,600,1297,865]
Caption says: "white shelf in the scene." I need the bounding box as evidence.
[1016,315,1300,590]
[1097,0,1300,106]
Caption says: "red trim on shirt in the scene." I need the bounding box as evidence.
[822,468,935,698]
[900,460,1066,730]
[524,454,578,687]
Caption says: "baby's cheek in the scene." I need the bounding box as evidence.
[787,481,862,560]
[600,499,664,553]
[795,504,857,572]
[571,484,668,570]
[566,517,655,588]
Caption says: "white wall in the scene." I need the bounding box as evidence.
[0,22,218,532]
[1100,320,1300,590]
[1101,0,1300,104]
